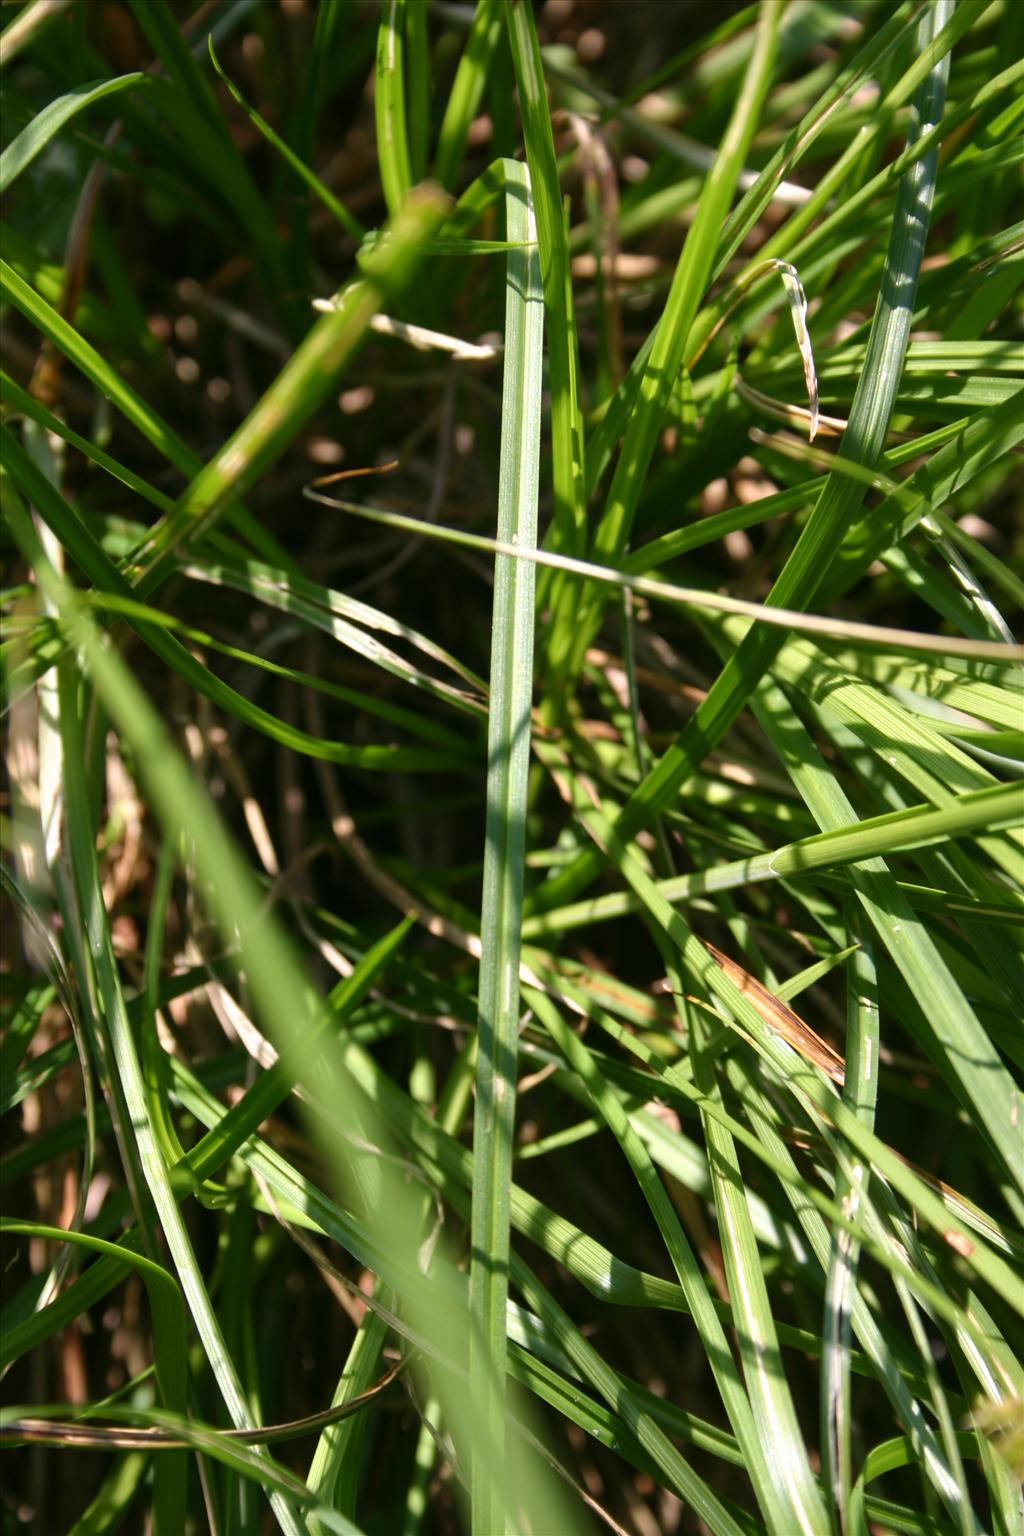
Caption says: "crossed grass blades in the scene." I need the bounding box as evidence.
[1,1,1022,1533]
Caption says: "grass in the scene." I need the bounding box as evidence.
[1,1,1022,1533]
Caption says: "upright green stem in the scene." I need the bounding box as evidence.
[469,159,544,1535]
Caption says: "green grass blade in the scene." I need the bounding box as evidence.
[525,0,960,916]
[47,663,305,1535]
[306,1052,474,1532]
[0,370,175,514]
[433,0,503,191]
[67,1450,149,1534]
[7,438,573,1536]
[747,674,1024,1201]
[173,918,413,1196]
[0,1222,186,1407]
[468,156,543,1536]
[538,754,1024,1307]
[527,986,796,1531]
[569,0,781,666]
[405,0,429,184]
[298,483,1022,666]
[0,974,56,1084]
[661,939,829,1536]
[645,0,955,750]
[6,7,1020,1526]
[508,1254,750,1536]
[710,0,993,288]
[505,0,587,571]
[0,434,457,769]
[129,185,449,583]
[822,929,879,1532]
[0,1402,369,1535]
[208,37,364,240]
[376,0,414,217]
[0,260,291,569]
[521,781,1022,938]
[729,1054,973,1526]
[124,0,286,289]
[306,1307,391,1533]
[0,73,149,193]
[181,557,486,714]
